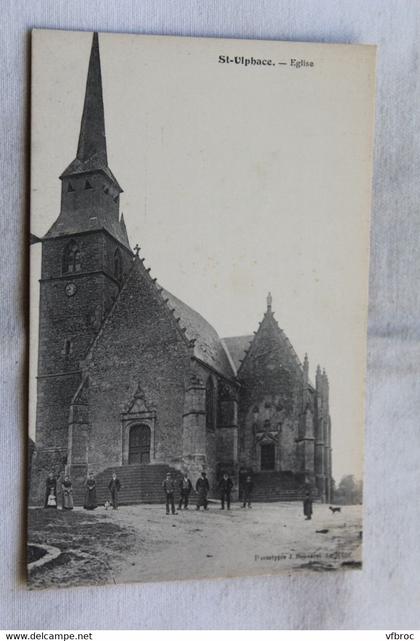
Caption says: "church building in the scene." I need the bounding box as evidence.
[30,34,332,506]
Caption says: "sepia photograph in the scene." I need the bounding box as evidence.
[27,29,375,589]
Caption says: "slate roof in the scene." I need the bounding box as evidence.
[60,158,122,193]
[161,288,236,381]
[222,335,254,372]
[44,207,130,249]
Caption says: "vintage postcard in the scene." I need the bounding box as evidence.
[28,29,375,588]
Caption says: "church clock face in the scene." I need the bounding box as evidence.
[65,282,77,297]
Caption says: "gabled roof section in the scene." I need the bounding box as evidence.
[237,294,303,375]
[83,254,235,381]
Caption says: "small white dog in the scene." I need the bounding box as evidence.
[104,500,111,510]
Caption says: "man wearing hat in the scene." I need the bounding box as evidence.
[162,472,177,515]
[195,471,210,510]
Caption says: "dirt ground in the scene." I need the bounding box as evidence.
[28,502,362,588]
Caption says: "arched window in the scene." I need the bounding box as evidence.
[114,248,122,281]
[62,240,81,274]
[206,376,216,431]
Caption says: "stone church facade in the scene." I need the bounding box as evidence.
[30,34,332,506]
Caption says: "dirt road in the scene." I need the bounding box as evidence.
[28,502,362,588]
[107,502,362,583]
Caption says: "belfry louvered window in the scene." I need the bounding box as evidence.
[62,240,81,274]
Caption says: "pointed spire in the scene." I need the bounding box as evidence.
[303,353,309,382]
[316,364,322,390]
[77,32,107,166]
[60,32,122,194]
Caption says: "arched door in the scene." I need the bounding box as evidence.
[128,424,151,464]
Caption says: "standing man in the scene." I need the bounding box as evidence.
[162,472,177,515]
[218,472,233,510]
[108,471,121,510]
[195,471,210,510]
[178,472,193,510]
[303,489,313,520]
[242,475,254,508]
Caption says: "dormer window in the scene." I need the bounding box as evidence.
[63,240,81,274]
[84,180,93,190]
[67,182,75,192]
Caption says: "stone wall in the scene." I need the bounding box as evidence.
[83,259,192,475]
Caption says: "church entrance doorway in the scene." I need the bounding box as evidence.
[128,424,151,464]
[260,443,275,471]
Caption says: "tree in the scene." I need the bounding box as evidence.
[335,474,363,505]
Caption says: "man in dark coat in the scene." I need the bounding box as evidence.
[303,490,313,520]
[162,472,177,515]
[108,472,121,510]
[44,472,57,508]
[241,475,254,508]
[195,472,210,510]
[219,473,234,510]
[178,472,193,510]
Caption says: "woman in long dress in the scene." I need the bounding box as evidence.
[61,475,74,510]
[84,472,97,510]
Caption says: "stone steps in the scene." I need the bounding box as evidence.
[73,466,319,506]
[75,464,183,506]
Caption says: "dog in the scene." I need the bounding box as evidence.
[104,500,111,510]
[329,506,341,514]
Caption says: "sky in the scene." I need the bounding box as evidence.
[29,30,376,481]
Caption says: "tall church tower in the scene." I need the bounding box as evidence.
[33,34,133,483]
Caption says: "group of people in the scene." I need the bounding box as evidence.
[161,471,254,515]
[44,471,121,511]
[44,468,313,519]
[44,472,75,510]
